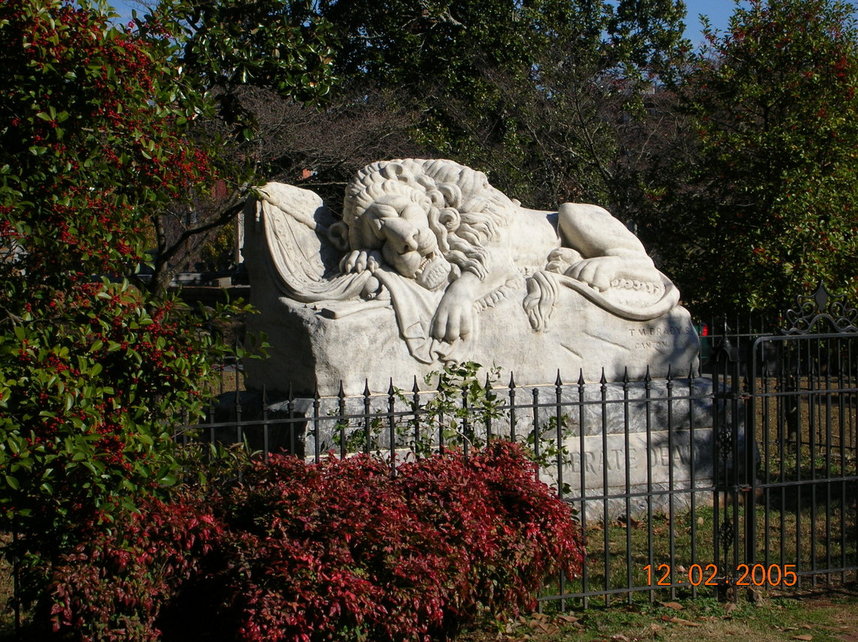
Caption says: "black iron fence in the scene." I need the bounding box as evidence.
[187,284,858,607]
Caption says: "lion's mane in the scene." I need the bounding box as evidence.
[342,159,515,280]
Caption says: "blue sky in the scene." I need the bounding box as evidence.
[110,1,741,46]
[683,0,743,43]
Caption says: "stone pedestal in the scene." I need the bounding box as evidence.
[217,377,750,520]
[244,282,699,397]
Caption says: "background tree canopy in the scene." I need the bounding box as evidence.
[637,0,858,316]
[131,0,855,317]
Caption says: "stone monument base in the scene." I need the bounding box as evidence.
[213,378,750,521]
[244,281,699,397]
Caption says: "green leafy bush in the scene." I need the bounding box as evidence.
[0,0,242,611]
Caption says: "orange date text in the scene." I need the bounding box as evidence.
[643,563,797,587]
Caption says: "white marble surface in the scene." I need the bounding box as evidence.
[243,159,698,395]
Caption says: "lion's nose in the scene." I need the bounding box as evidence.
[402,232,419,251]
[381,218,419,252]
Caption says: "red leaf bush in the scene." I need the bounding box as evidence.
[47,495,224,642]
[47,441,584,641]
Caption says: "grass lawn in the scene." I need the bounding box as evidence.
[462,587,858,641]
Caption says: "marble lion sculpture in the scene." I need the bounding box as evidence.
[244,158,696,393]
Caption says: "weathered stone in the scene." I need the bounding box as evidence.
[242,159,699,395]
[228,377,747,520]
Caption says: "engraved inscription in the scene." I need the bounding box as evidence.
[557,430,711,488]
[628,325,694,337]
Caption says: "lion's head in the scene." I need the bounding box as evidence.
[339,159,516,285]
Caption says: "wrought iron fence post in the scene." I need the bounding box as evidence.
[261,385,269,461]
[461,385,470,457]
[234,382,243,449]
[622,367,633,605]
[12,527,20,634]
[311,383,320,462]
[508,372,517,443]
[712,328,739,599]
[644,365,653,605]
[531,388,540,481]
[744,334,758,593]
[362,379,371,456]
[577,368,588,607]
[555,371,564,501]
[666,365,676,601]
[388,379,396,469]
[411,377,421,455]
[338,382,347,459]
[287,383,296,456]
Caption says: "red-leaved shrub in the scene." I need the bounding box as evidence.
[47,441,584,641]
[48,495,223,641]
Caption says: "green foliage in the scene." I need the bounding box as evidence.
[324,0,571,84]
[138,0,337,144]
[318,0,690,209]
[0,0,251,612]
[150,0,336,100]
[641,0,858,315]
[525,414,574,496]
[322,0,687,97]
[607,0,691,81]
[417,361,504,453]
[330,362,504,458]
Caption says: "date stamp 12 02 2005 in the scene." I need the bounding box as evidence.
[644,563,798,587]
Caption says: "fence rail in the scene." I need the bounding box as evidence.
[189,285,858,607]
